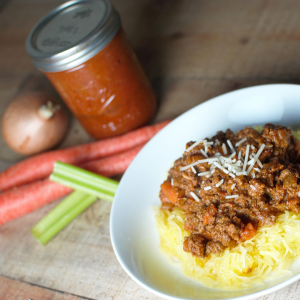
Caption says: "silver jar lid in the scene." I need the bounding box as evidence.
[26,0,120,72]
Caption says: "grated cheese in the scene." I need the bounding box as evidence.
[180,158,219,171]
[201,149,208,158]
[257,158,263,168]
[231,183,236,189]
[190,191,200,202]
[247,158,255,165]
[204,186,211,191]
[186,139,204,152]
[247,144,265,175]
[227,140,235,153]
[225,195,239,199]
[182,137,265,178]
[236,171,247,176]
[243,145,250,172]
[198,171,211,177]
[213,162,229,174]
[229,152,236,159]
[236,160,243,166]
[235,137,247,147]
[191,166,197,174]
[216,179,224,187]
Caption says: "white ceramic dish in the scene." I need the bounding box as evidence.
[110,84,300,300]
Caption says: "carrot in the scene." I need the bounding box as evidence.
[0,120,171,191]
[160,180,184,204]
[0,179,72,226]
[0,144,144,226]
[81,143,145,176]
[240,223,256,241]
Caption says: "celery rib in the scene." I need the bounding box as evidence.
[31,191,97,245]
[50,161,118,200]
[50,173,114,202]
[32,161,119,245]
[31,190,88,238]
[53,161,118,193]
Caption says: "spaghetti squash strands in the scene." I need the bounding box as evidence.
[153,208,300,290]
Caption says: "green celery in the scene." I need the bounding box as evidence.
[32,161,119,245]
[50,161,118,201]
[31,191,97,245]
[31,190,88,238]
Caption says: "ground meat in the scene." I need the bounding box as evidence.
[159,124,300,257]
[183,234,206,257]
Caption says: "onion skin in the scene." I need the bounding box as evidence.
[2,92,68,156]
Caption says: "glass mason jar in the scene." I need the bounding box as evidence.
[26,0,156,139]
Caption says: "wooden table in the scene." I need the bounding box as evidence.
[1,0,300,299]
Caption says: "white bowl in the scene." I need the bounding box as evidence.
[110,84,300,300]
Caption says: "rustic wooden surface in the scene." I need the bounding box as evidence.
[1,0,300,299]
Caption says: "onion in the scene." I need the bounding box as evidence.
[2,92,68,155]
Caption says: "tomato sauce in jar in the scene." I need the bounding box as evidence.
[26,0,156,139]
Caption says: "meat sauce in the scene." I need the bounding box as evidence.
[159,124,300,257]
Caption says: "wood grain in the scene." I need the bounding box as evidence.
[1,0,300,299]
[0,275,88,300]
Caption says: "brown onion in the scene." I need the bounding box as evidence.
[2,92,68,155]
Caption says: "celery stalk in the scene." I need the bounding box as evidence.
[53,161,118,193]
[31,191,97,245]
[32,161,119,245]
[31,190,88,238]
[50,161,118,201]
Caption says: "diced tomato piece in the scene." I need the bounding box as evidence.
[160,180,184,204]
[240,223,256,241]
[203,204,217,225]
[203,213,211,226]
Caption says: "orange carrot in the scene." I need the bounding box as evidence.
[160,180,184,204]
[0,144,144,226]
[0,179,72,226]
[81,144,145,176]
[240,223,256,241]
[0,120,171,191]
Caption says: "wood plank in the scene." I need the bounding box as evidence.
[1,0,300,81]
[113,0,300,80]
[0,0,10,13]
[0,275,88,300]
